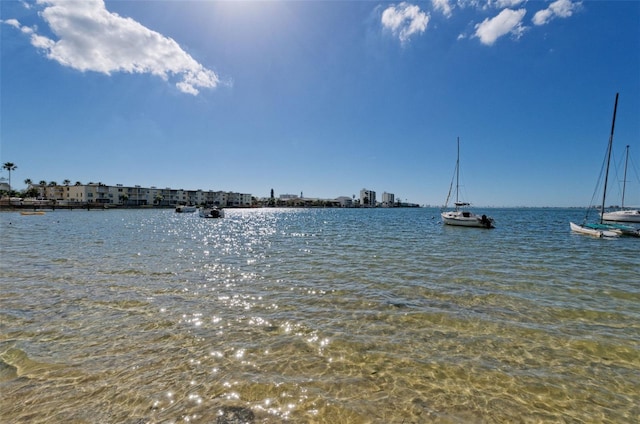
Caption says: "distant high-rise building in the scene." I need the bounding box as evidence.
[360,188,376,207]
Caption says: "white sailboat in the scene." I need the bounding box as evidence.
[602,208,640,223]
[601,145,640,223]
[570,93,639,238]
[441,137,494,229]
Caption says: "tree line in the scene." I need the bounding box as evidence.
[2,161,87,198]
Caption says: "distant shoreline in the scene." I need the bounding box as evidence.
[0,202,598,211]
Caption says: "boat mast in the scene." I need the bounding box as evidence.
[621,145,629,209]
[455,137,460,209]
[600,92,619,224]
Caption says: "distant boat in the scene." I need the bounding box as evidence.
[441,137,494,229]
[20,211,46,216]
[199,207,224,219]
[569,222,619,238]
[570,93,639,238]
[601,145,640,223]
[175,204,197,213]
[602,209,640,223]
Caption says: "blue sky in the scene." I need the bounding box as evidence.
[1,0,639,207]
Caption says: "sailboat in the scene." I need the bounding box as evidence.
[441,137,494,228]
[570,93,639,238]
[601,145,640,223]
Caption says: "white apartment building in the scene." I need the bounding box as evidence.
[381,192,395,207]
[31,183,252,207]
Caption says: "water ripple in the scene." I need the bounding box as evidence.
[1,207,638,422]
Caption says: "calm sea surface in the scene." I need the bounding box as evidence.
[1,208,638,423]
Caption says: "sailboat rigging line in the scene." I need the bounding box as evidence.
[443,137,461,210]
[582,93,620,225]
[600,92,618,224]
[456,138,460,206]
[612,145,640,209]
[443,163,455,209]
[585,142,612,223]
[630,150,640,187]
[621,145,629,208]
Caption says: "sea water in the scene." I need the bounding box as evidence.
[0,208,638,423]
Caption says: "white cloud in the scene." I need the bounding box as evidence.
[432,0,453,18]
[474,8,526,46]
[7,0,219,95]
[2,18,22,29]
[533,0,580,26]
[469,0,525,12]
[20,25,35,35]
[381,2,429,44]
[31,33,55,50]
[492,0,526,8]
[533,9,553,26]
[1,18,35,35]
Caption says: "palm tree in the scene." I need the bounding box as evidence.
[63,179,71,186]
[23,178,33,198]
[39,180,47,199]
[24,186,39,198]
[2,162,17,191]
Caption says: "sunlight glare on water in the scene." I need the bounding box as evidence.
[1,207,639,423]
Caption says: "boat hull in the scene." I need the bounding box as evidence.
[441,211,494,228]
[199,208,224,218]
[570,222,619,238]
[175,205,197,213]
[601,210,640,223]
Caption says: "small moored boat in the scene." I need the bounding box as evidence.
[601,209,640,223]
[441,207,494,228]
[570,222,619,238]
[199,207,224,218]
[440,137,494,229]
[175,204,197,213]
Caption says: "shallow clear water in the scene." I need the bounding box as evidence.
[1,208,638,423]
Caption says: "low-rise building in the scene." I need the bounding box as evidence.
[27,182,252,207]
[335,196,354,207]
